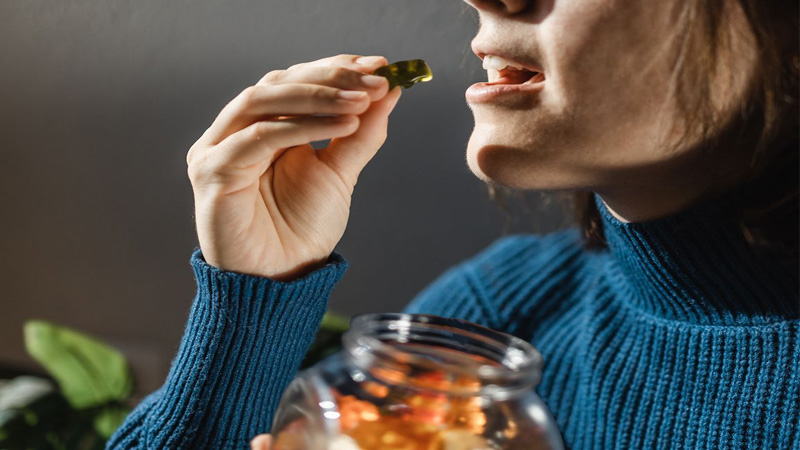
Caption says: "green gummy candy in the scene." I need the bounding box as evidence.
[374,59,433,89]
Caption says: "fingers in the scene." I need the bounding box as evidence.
[205,84,371,144]
[280,53,387,75]
[189,114,359,189]
[250,434,272,450]
[258,54,389,97]
[318,86,403,185]
[202,54,390,144]
[258,65,389,101]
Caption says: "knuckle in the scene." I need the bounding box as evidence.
[187,148,214,180]
[286,62,304,71]
[248,121,271,141]
[337,53,358,62]
[186,155,204,182]
[263,69,284,84]
[312,86,336,103]
[186,142,208,177]
[238,86,260,108]
[328,66,352,82]
[187,162,199,182]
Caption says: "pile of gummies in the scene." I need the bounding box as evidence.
[273,367,527,450]
[329,369,512,450]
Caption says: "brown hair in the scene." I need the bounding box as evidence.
[576,0,799,257]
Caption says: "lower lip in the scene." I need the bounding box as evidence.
[465,80,544,103]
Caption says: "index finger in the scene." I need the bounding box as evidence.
[257,54,388,85]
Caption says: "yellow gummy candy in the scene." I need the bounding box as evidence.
[374,60,433,90]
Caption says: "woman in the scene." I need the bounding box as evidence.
[109,0,798,449]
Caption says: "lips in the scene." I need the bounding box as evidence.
[466,42,547,104]
[473,43,546,85]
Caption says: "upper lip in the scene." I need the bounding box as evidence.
[472,41,544,74]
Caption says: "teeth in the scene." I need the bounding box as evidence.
[482,54,507,70]
[482,54,525,71]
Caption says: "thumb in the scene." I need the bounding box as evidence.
[319,86,403,184]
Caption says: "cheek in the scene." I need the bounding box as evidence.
[546,0,679,121]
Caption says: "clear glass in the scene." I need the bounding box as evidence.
[271,313,564,450]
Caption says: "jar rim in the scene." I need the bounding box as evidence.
[342,313,544,396]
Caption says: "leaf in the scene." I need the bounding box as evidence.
[319,312,350,333]
[93,405,130,439]
[24,320,133,410]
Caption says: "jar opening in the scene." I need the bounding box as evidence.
[342,313,543,397]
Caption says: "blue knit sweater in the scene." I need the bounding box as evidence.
[108,194,799,450]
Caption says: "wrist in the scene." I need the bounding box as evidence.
[200,247,330,282]
[264,257,330,282]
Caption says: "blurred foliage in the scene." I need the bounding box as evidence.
[1,312,349,449]
[1,321,132,450]
[24,321,133,411]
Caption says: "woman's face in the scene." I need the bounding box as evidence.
[462,0,756,219]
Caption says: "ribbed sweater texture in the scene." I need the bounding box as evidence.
[108,194,799,450]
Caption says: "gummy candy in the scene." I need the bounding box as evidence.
[374,60,433,89]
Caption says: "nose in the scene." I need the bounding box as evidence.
[463,0,529,15]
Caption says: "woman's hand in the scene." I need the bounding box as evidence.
[250,434,272,450]
[187,54,402,280]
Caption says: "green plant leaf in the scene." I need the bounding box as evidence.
[24,320,133,410]
[93,405,129,439]
[319,312,350,333]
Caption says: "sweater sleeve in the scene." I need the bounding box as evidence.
[106,249,348,450]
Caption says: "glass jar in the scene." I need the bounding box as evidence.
[271,313,564,450]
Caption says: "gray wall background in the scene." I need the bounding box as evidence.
[0,0,569,394]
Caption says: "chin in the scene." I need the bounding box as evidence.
[466,134,572,191]
[465,141,492,183]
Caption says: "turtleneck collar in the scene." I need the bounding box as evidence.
[596,192,799,325]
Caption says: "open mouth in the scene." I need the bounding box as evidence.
[490,67,546,85]
[483,54,545,85]
[466,53,546,103]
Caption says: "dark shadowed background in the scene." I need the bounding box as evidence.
[0,0,570,394]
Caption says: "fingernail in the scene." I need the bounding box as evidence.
[356,56,384,65]
[361,75,386,88]
[338,90,367,100]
